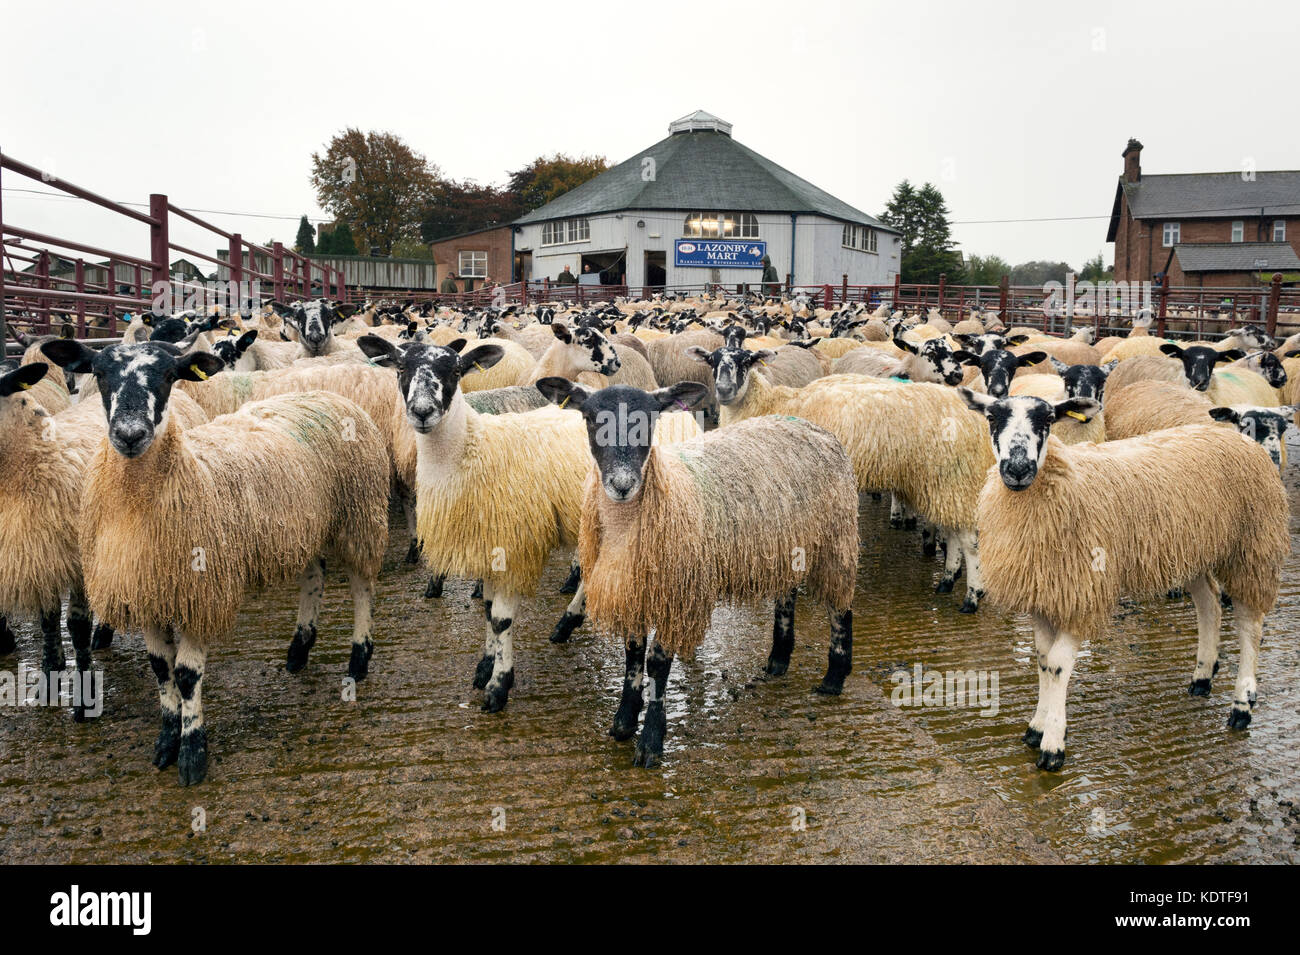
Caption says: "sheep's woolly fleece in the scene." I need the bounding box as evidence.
[720,373,991,531]
[462,338,535,392]
[1103,379,1216,440]
[0,390,207,620]
[578,414,858,656]
[1208,369,1280,408]
[975,427,1289,640]
[80,390,389,644]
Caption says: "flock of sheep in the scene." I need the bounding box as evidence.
[0,288,1293,785]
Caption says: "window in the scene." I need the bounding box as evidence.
[1163,222,1180,247]
[458,251,487,278]
[683,212,759,239]
[1231,220,1244,243]
[542,218,590,246]
[841,223,878,253]
[1274,220,1287,242]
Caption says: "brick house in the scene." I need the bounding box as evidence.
[428,224,514,292]
[1107,139,1300,287]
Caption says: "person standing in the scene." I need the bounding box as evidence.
[440,271,460,294]
[556,265,578,286]
[761,255,780,295]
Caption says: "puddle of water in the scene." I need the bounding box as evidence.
[2,442,1298,863]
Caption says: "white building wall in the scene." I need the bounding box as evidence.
[516,211,900,290]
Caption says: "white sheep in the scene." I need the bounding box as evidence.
[42,339,391,786]
[959,389,1290,771]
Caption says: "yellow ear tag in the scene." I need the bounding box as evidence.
[1065,411,1086,422]
[559,395,570,409]
[192,365,210,381]
[18,382,32,391]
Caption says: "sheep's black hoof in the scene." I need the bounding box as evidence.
[764,657,790,677]
[471,580,483,600]
[177,728,208,786]
[922,540,937,558]
[935,576,955,594]
[1036,748,1066,772]
[1227,707,1252,730]
[347,639,374,681]
[609,702,641,741]
[481,671,514,713]
[1167,587,1184,600]
[1189,678,1212,697]
[404,537,421,564]
[549,611,584,644]
[423,575,444,599]
[958,597,979,614]
[813,672,847,695]
[472,655,495,690]
[870,492,882,501]
[633,704,666,767]
[1023,726,1043,748]
[285,624,316,673]
[1220,593,1233,609]
[558,564,581,594]
[90,624,114,650]
[889,516,903,529]
[903,517,918,530]
[153,712,181,769]
[0,624,15,656]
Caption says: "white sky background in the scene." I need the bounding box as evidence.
[2,0,1297,273]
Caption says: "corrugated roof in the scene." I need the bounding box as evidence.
[515,123,895,231]
[1123,171,1300,219]
[1171,242,1300,272]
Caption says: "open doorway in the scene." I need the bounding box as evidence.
[580,250,627,286]
[644,250,666,292]
[514,250,531,284]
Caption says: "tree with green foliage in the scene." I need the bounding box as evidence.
[1009,260,1073,286]
[390,238,433,260]
[317,222,359,256]
[881,181,965,284]
[966,253,1012,286]
[506,153,608,213]
[1078,253,1112,282]
[419,179,523,243]
[294,215,315,254]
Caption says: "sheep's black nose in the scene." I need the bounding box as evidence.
[111,420,149,455]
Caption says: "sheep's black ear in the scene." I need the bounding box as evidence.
[684,346,714,364]
[1159,342,1184,357]
[1217,349,1245,363]
[174,352,224,382]
[1208,407,1240,424]
[0,362,49,397]
[336,304,359,319]
[957,387,994,414]
[535,376,592,411]
[40,338,97,373]
[59,323,77,340]
[654,381,710,412]
[1019,351,1048,367]
[1284,349,1300,359]
[1005,334,1030,346]
[459,343,504,376]
[236,329,258,352]
[892,333,918,354]
[786,339,817,350]
[1054,397,1100,423]
[357,334,399,366]
[269,300,295,319]
[1048,356,1070,374]
[446,338,467,353]
[552,323,572,343]
[952,350,980,366]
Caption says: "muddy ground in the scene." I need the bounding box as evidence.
[2,441,1299,864]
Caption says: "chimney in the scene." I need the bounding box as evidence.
[1122,138,1143,183]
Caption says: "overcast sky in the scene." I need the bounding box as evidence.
[2,0,1296,273]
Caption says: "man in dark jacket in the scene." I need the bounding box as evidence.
[555,265,578,286]
[440,271,460,294]
[761,255,780,294]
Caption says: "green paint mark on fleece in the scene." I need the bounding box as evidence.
[282,400,341,447]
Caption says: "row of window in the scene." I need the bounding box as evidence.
[842,224,878,253]
[1163,220,1287,246]
[458,250,487,278]
[541,218,591,246]
[682,212,760,239]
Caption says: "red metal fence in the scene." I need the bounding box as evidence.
[2,150,346,352]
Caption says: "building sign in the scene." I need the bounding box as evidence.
[674,239,766,269]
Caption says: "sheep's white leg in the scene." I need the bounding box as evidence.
[1036,629,1077,772]
[1187,575,1221,696]
[286,556,325,673]
[815,605,853,695]
[145,625,181,770]
[174,631,208,786]
[472,579,498,690]
[609,633,646,741]
[1228,606,1264,730]
[482,588,519,713]
[1024,616,1054,748]
[347,572,375,680]
[66,586,94,722]
[765,588,798,676]
[957,530,983,613]
[400,487,421,564]
[549,579,586,644]
[634,638,675,768]
[889,493,905,528]
[936,529,963,594]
